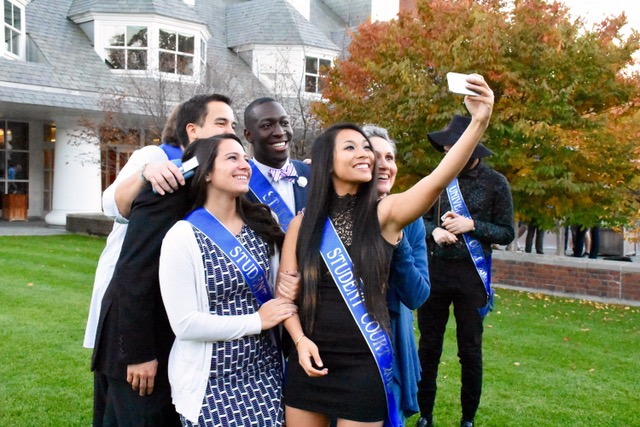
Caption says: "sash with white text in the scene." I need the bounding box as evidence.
[248,161,294,232]
[446,178,494,317]
[185,207,272,305]
[320,218,401,427]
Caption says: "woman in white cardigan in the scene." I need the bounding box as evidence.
[159,134,297,426]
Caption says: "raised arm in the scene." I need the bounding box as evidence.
[102,146,167,219]
[378,74,494,243]
[115,160,185,218]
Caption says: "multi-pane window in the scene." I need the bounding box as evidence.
[3,0,23,57]
[104,25,148,70]
[305,56,331,93]
[159,29,194,75]
[0,121,29,196]
[199,38,206,72]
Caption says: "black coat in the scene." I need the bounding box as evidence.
[92,184,191,379]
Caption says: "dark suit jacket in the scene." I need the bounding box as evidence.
[92,183,192,379]
[246,159,311,214]
[291,160,311,213]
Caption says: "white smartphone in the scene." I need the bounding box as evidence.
[446,72,479,96]
[441,211,454,222]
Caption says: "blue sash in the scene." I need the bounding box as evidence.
[248,161,294,232]
[159,143,183,160]
[320,218,401,427]
[446,178,494,317]
[185,207,272,305]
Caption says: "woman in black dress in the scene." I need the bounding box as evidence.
[280,76,495,426]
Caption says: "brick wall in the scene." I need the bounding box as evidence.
[492,251,640,303]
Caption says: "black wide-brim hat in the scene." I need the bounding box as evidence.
[427,114,493,158]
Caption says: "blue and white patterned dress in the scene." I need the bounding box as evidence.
[182,224,284,427]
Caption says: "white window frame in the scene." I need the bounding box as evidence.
[95,16,208,81]
[158,28,196,76]
[304,55,332,94]
[2,0,26,60]
[103,24,149,71]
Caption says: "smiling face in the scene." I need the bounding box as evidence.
[331,128,375,195]
[369,136,397,198]
[206,138,251,198]
[244,101,293,168]
[188,101,237,143]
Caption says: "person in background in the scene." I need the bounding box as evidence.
[363,124,430,421]
[524,221,544,254]
[572,225,600,259]
[416,115,515,427]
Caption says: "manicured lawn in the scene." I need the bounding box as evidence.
[406,291,640,426]
[0,235,638,426]
[0,235,103,427]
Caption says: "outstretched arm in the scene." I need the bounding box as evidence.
[378,74,495,243]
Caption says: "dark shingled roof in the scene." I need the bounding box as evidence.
[226,0,338,51]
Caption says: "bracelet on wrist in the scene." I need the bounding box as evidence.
[295,334,305,348]
[139,164,149,184]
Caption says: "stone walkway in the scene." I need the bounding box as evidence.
[0,219,68,236]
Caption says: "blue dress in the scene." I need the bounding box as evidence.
[184,225,284,427]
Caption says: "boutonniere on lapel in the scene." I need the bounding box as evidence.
[296,176,308,188]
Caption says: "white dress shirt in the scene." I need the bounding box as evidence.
[83,145,168,348]
[251,158,296,214]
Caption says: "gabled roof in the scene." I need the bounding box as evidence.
[0,0,354,121]
[226,0,339,51]
[0,0,125,117]
[68,0,204,24]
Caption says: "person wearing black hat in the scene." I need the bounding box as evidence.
[415,115,515,427]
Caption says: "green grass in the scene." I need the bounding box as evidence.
[0,235,104,427]
[0,235,638,426]
[406,291,640,426]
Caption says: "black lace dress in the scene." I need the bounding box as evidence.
[283,194,395,422]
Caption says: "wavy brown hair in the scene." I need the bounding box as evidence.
[183,134,284,253]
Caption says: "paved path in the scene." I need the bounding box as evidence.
[0,219,68,236]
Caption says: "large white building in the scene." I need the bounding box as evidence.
[0,0,400,225]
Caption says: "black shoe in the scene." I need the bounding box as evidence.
[416,416,433,427]
[460,420,474,427]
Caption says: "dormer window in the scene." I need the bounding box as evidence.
[96,20,208,79]
[3,0,25,59]
[159,29,194,75]
[305,56,331,93]
[104,25,148,70]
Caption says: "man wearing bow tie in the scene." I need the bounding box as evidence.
[243,97,311,230]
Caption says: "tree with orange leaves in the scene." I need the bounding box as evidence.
[314,0,640,231]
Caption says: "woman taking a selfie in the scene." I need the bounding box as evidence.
[280,75,494,427]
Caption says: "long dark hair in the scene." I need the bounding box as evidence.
[183,134,284,253]
[297,123,391,333]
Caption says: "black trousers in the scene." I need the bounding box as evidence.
[525,224,544,254]
[417,256,487,421]
[93,370,181,427]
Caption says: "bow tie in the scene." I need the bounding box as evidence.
[269,164,298,182]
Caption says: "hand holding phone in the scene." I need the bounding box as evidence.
[175,156,199,180]
[446,72,480,96]
[441,211,455,223]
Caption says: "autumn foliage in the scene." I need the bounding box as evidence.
[314,0,640,230]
